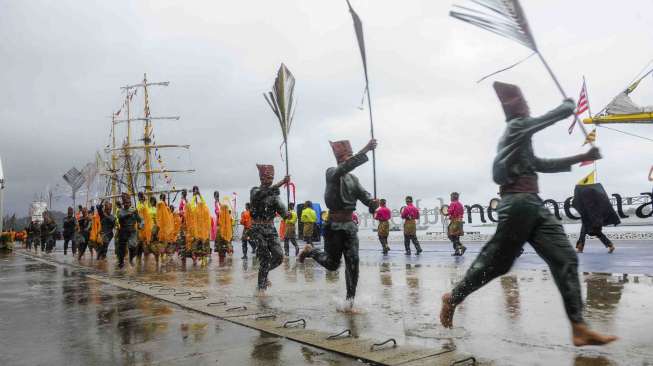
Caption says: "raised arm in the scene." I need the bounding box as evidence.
[327,139,377,182]
[511,99,575,136]
[328,153,369,182]
[535,147,602,173]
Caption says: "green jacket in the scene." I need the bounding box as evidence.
[493,100,577,186]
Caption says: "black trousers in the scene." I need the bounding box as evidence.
[251,224,283,290]
[451,193,584,324]
[577,224,612,248]
[116,232,137,267]
[283,237,298,256]
[45,238,55,253]
[97,234,112,260]
[40,238,46,251]
[63,236,74,255]
[242,230,256,256]
[404,235,421,253]
[309,221,359,300]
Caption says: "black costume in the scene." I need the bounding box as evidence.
[305,148,377,300]
[250,183,286,290]
[39,221,48,252]
[572,183,619,252]
[116,207,141,268]
[62,215,77,255]
[96,205,116,260]
[42,220,57,253]
[449,82,590,324]
[26,221,40,251]
[77,215,91,259]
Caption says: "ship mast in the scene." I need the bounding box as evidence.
[110,113,118,212]
[143,73,153,196]
[102,73,191,202]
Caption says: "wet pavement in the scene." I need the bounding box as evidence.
[0,253,356,366]
[4,238,653,365]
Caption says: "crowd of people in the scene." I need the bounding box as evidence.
[15,81,621,347]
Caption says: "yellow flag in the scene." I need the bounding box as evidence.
[578,170,596,185]
[582,129,596,146]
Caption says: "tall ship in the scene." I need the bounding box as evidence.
[102,74,194,208]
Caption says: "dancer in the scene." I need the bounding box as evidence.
[170,205,183,260]
[374,199,391,255]
[215,200,233,258]
[77,208,92,259]
[187,186,211,265]
[155,194,174,263]
[147,195,165,263]
[573,183,619,254]
[62,207,77,256]
[283,203,299,256]
[447,192,466,256]
[96,200,116,260]
[301,201,317,245]
[26,219,40,251]
[440,81,616,347]
[88,206,101,258]
[299,139,378,303]
[42,212,58,253]
[239,203,255,259]
[136,192,149,261]
[116,193,142,268]
[39,213,48,252]
[249,164,289,292]
[401,196,422,255]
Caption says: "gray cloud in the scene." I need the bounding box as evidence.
[2,0,653,216]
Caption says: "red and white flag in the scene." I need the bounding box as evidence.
[568,80,590,134]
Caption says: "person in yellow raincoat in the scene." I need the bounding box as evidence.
[136,192,153,263]
[154,194,174,261]
[170,204,182,259]
[186,186,211,265]
[215,200,233,258]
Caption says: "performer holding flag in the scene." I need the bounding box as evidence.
[299,139,379,307]
[439,82,616,347]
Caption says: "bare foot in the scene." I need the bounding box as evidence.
[608,245,615,254]
[298,244,313,263]
[572,323,618,346]
[440,293,457,328]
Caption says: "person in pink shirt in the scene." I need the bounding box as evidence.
[178,189,187,216]
[400,196,422,255]
[447,192,467,256]
[374,199,391,255]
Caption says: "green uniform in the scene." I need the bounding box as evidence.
[451,99,585,324]
[306,152,378,300]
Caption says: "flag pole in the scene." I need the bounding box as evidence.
[583,75,598,180]
[345,0,377,198]
[285,139,291,204]
[366,86,377,199]
[537,53,593,146]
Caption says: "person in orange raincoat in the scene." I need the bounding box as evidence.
[239,203,255,259]
[215,200,233,258]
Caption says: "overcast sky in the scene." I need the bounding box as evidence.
[2,0,653,216]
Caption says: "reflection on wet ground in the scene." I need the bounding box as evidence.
[6,238,653,365]
[0,253,356,366]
